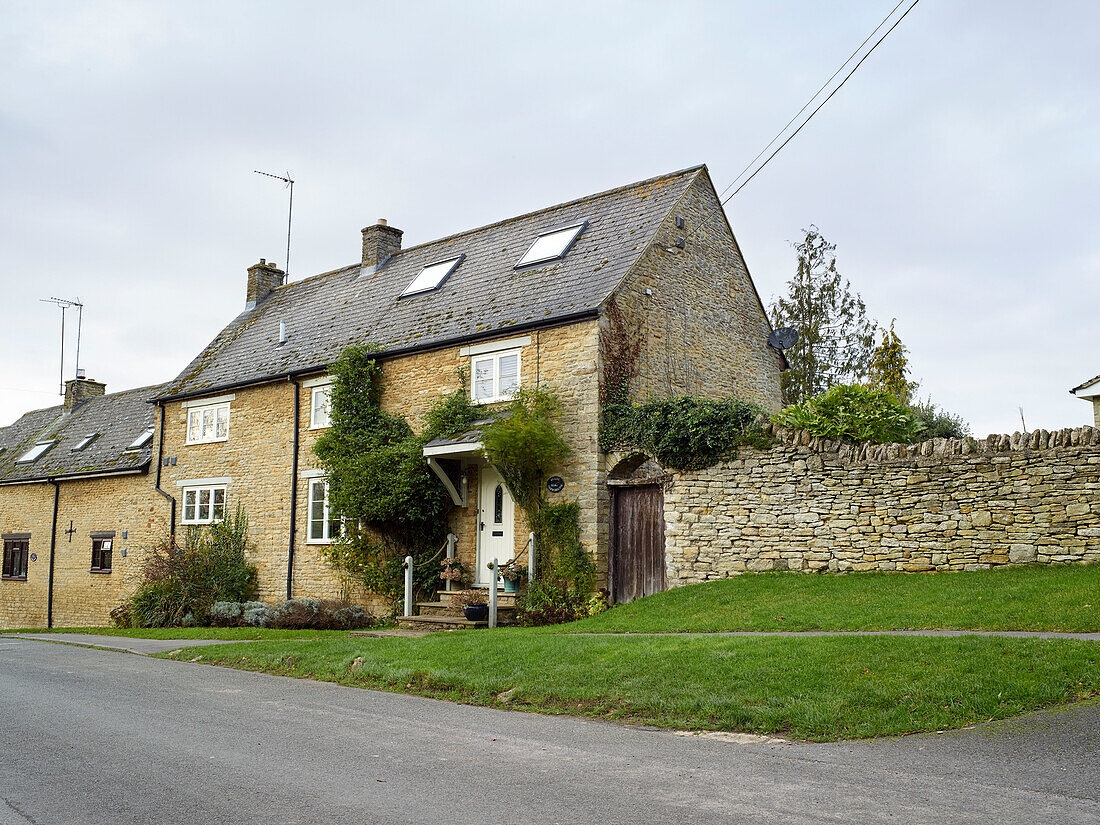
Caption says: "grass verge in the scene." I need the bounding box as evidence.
[559,565,1100,633]
[7,627,353,640]
[163,631,1099,741]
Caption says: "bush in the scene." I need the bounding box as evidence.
[599,396,770,470]
[209,598,373,630]
[115,508,259,628]
[482,387,570,513]
[773,384,925,444]
[909,397,971,440]
[515,581,589,626]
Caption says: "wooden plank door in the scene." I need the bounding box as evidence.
[611,484,665,604]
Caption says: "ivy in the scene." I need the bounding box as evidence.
[313,346,485,608]
[599,396,771,470]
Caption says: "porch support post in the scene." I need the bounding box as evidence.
[488,558,498,629]
[528,531,536,583]
[403,555,413,618]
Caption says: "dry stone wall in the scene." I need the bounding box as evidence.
[665,425,1100,583]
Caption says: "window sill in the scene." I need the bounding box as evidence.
[308,424,330,431]
[1,576,27,582]
[305,538,335,545]
[89,569,112,574]
[185,437,229,446]
[472,395,518,405]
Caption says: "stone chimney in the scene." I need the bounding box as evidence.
[361,219,403,271]
[246,258,285,308]
[64,377,106,411]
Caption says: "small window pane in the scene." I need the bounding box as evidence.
[498,354,519,397]
[188,411,201,442]
[312,387,331,428]
[310,481,327,540]
[199,488,211,521]
[494,484,504,524]
[473,358,495,400]
[212,488,225,522]
[516,223,585,267]
[215,406,229,439]
[202,409,215,439]
[184,490,196,521]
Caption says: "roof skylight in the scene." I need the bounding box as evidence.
[72,433,99,452]
[126,428,154,451]
[400,255,465,297]
[17,441,57,464]
[515,221,587,268]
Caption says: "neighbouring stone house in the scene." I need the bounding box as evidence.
[0,165,785,626]
[0,378,165,628]
[1071,374,1100,427]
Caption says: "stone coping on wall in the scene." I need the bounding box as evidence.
[760,422,1100,464]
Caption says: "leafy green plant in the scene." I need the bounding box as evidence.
[482,387,569,514]
[908,397,971,440]
[313,347,486,608]
[515,580,589,626]
[599,396,770,470]
[116,508,259,627]
[774,384,925,444]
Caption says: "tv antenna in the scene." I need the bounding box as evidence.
[40,296,84,396]
[253,169,294,281]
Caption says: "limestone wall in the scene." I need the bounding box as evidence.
[665,425,1100,583]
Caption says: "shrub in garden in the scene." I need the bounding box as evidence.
[773,384,925,445]
[114,508,259,627]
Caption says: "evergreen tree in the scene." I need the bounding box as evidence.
[770,227,877,405]
[867,319,919,404]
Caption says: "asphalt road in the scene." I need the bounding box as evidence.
[0,637,1096,824]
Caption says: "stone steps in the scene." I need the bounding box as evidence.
[395,614,487,632]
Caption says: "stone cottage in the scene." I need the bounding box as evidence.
[0,164,784,627]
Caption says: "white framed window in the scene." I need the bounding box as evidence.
[471,349,521,403]
[186,402,230,445]
[307,479,342,543]
[72,433,99,452]
[181,484,226,525]
[515,221,587,268]
[310,385,332,429]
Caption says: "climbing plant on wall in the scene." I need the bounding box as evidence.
[313,345,484,607]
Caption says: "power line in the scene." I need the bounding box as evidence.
[722,0,921,204]
[718,0,908,201]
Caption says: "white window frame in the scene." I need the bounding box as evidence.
[186,402,230,445]
[180,484,227,525]
[399,254,465,298]
[310,384,332,430]
[125,427,155,451]
[470,348,522,403]
[306,478,342,544]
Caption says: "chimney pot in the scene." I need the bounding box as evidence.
[361,220,403,270]
[246,259,285,307]
[64,376,106,412]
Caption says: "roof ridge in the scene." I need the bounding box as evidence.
[266,164,707,299]
[394,164,706,259]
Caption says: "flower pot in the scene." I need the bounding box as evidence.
[502,578,518,594]
[464,604,489,622]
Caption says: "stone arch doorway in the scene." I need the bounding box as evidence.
[608,454,667,604]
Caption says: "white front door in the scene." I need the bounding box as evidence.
[477,465,514,586]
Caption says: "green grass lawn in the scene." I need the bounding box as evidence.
[559,565,1100,634]
[167,631,1100,741]
[6,627,353,640]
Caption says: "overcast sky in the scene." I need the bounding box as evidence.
[1,1,1097,434]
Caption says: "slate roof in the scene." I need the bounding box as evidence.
[157,165,707,401]
[0,385,163,484]
[1071,374,1100,396]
